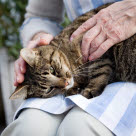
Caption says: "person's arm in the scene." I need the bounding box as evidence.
[20,0,64,47]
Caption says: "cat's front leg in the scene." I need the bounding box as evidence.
[81,74,110,99]
[81,62,113,99]
[81,88,93,99]
[65,88,80,96]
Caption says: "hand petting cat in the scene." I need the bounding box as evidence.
[14,32,53,86]
[71,0,136,62]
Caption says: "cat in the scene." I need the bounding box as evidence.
[10,3,136,99]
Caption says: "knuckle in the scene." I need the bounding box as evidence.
[83,36,90,43]
[100,17,108,24]
[91,42,97,48]
[80,24,88,31]
[72,33,76,38]
[105,23,113,31]
[91,38,101,48]
[99,9,106,16]
[100,44,108,51]
[113,25,124,40]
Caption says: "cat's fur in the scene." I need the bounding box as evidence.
[10,4,136,99]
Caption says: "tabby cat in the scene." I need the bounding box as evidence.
[10,4,136,99]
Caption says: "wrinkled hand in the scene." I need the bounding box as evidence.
[14,32,53,86]
[71,0,136,61]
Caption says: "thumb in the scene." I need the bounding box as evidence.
[39,34,54,45]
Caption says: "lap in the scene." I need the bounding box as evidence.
[57,106,115,136]
[1,107,115,136]
[1,108,65,136]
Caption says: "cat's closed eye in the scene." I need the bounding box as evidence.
[42,72,49,75]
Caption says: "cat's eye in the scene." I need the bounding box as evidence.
[50,67,55,74]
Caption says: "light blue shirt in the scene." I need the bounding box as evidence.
[63,0,121,21]
[18,0,136,136]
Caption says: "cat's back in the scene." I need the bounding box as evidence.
[112,33,136,82]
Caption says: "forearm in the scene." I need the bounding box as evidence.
[20,0,64,47]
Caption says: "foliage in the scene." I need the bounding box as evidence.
[0,0,27,58]
[61,14,71,28]
[0,0,70,59]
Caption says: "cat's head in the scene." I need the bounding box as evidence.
[10,45,75,99]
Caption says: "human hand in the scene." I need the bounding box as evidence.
[71,0,136,61]
[14,32,53,86]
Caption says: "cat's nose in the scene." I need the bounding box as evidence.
[65,81,69,87]
[65,79,70,87]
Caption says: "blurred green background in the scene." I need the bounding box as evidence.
[0,0,70,59]
[0,0,27,58]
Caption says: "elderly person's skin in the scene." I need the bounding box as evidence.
[71,0,136,62]
[14,0,136,86]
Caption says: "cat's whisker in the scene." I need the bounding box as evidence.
[76,71,89,75]
[74,58,104,73]
[72,69,89,76]
[74,69,89,73]
[73,74,89,77]
[75,55,83,63]
[57,44,61,50]
[73,61,91,72]
[73,73,90,76]
[74,66,89,72]
[57,40,63,50]
[73,66,90,74]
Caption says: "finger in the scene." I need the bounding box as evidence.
[14,73,18,86]
[81,25,101,61]
[19,57,26,73]
[90,31,107,55]
[70,16,97,41]
[27,39,41,48]
[15,62,25,84]
[89,39,114,61]
[39,34,53,45]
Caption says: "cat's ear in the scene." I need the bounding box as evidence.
[9,85,28,99]
[20,48,39,67]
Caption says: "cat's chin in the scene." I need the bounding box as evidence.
[65,77,74,90]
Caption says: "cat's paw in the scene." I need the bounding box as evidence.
[81,89,93,99]
[65,88,79,96]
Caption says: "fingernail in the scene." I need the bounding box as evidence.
[70,37,73,41]
[40,39,47,45]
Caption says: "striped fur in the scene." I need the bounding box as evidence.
[11,4,136,99]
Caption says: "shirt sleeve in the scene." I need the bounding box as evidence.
[20,0,64,47]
